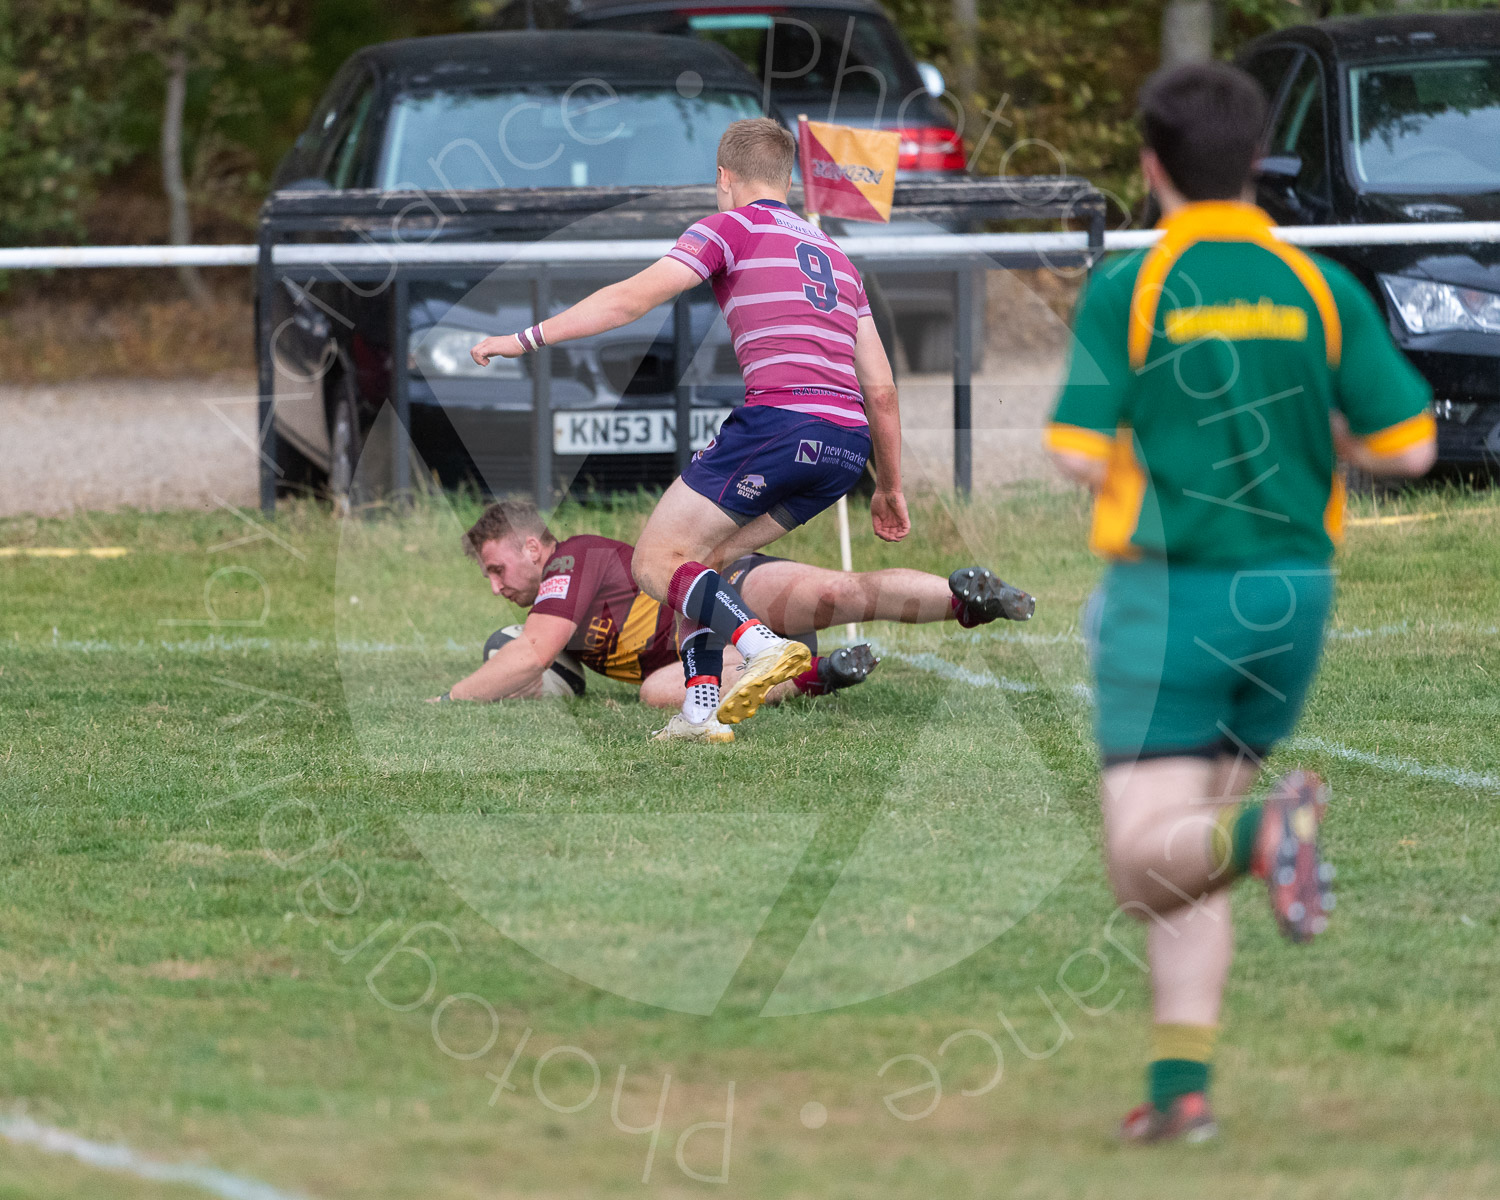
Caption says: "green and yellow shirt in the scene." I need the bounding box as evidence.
[1048,201,1434,565]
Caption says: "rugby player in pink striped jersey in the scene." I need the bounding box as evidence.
[472,118,910,742]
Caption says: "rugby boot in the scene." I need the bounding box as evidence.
[717,638,812,725]
[1253,770,1334,944]
[1120,1093,1218,1144]
[651,713,735,744]
[949,567,1036,625]
[821,643,879,690]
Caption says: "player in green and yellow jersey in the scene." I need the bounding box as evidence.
[1047,62,1436,1144]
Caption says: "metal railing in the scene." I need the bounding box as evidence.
[10,198,1497,515]
[247,180,1106,512]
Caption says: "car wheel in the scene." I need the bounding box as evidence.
[273,429,320,498]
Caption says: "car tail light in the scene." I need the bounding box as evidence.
[898,126,966,172]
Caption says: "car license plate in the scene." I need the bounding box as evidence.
[552,408,732,455]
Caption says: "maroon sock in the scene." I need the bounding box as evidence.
[792,658,827,696]
[950,594,984,629]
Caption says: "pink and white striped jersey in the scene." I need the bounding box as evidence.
[666,199,872,429]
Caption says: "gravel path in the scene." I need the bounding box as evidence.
[897,351,1066,495]
[0,350,1067,518]
[0,374,261,518]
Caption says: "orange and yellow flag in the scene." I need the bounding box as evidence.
[797,117,900,224]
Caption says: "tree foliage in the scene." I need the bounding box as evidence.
[126,0,304,239]
[0,0,135,245]
[6,0,1500,246]
[896,0,1498,216]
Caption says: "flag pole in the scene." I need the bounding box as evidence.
[799,114,860,646]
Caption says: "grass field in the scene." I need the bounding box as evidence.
[3,483,1499,1199]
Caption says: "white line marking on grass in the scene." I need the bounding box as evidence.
[22,624,1488,657]
[882,646,1497,792]
[0,1113,312,1200]
[1288,735,1500,793]
[1326,620,1499,641]
[869,640,1094,701]
[874,647,1035,693]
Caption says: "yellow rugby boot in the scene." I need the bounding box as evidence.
[716,638,812,725]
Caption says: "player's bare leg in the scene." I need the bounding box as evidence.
[1107,753,1332,1141]
[1104,758,1237,914]
[736,561,1033,633]
[1106,756,1238,1143]
[634,481,810,729]
[633,480,758,599]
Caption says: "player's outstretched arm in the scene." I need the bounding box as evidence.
[431,613,577,702]
[471,258,703,365]
[852,314,910,542]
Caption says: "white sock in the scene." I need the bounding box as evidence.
[683,680,720,724]
[733,621,781,658]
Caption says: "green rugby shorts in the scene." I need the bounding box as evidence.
[1088,559,1334,765]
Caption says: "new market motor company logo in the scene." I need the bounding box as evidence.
[795,440,823,464]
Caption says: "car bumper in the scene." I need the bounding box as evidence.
[1402,346,1500,466]
[408,376,740,495]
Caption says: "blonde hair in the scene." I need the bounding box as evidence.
[462,499,554,559]
[717,118,796,189]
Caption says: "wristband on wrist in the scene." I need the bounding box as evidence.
[437,690,453,702]
[515,323,547,353]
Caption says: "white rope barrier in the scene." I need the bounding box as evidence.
[4,221,1500,270]
[0,244,259,268]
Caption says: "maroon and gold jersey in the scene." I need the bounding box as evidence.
[528,535,677,684]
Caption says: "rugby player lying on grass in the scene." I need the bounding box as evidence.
[473,118,907,742]
[430,499,1034,718]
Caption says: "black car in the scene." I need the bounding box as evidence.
[492,0,974,369]
[264,32,770,500]
[492,0,959,169]
[1239,11,1500,469]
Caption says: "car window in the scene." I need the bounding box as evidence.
[1242,46,1300,118]
[283,62,362,183]
[582,8,917,114]
[315,65,377,184]
[1350,55,1500,192]
[379,86,764,190]
[1268,54,1330,204]
[329,80,377,189]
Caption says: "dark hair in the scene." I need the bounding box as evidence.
[1138,62,1267,201]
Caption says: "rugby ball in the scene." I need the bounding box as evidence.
[484,625,586,698]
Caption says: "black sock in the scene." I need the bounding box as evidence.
[668,563,763,644]
[681,624,724,685]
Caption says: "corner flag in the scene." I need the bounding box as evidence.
[797,117,900,224]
